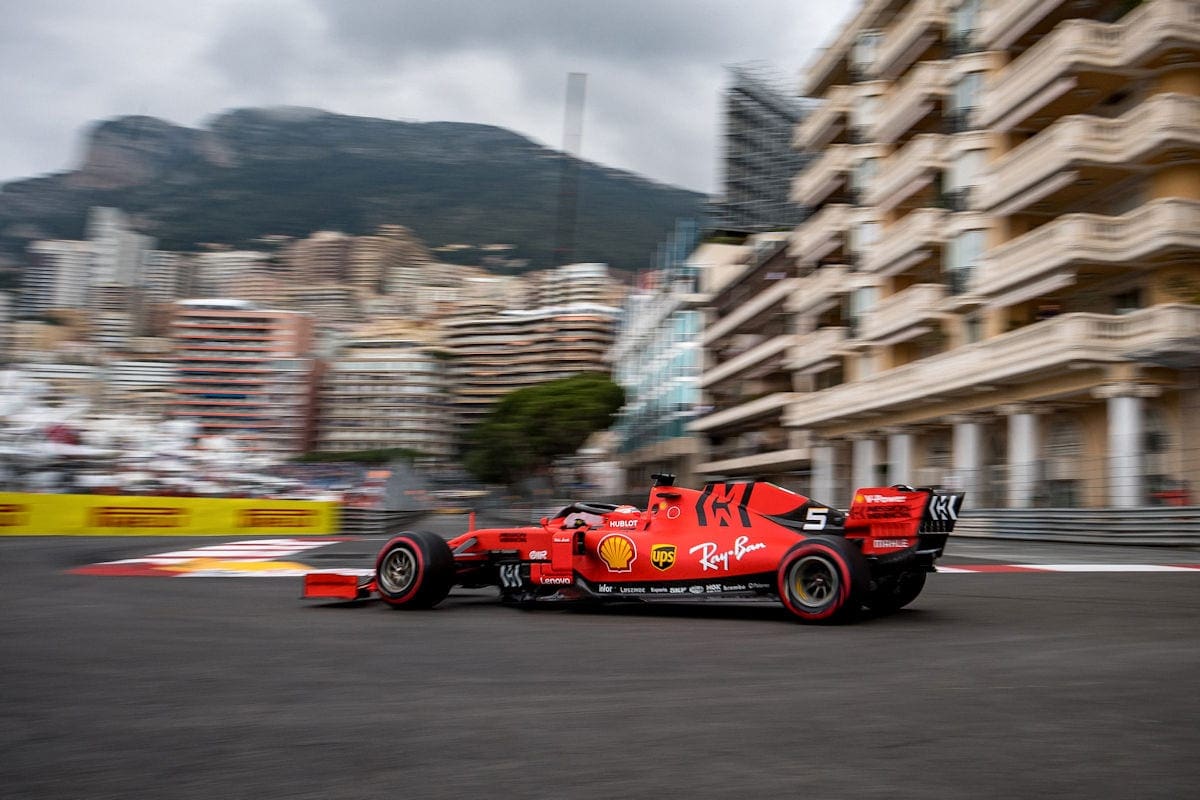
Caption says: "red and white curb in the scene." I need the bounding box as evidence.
[69,537,353,577]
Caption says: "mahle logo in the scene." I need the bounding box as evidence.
[650,544,677,571]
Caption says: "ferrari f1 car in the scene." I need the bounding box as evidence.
[304,475,964,623]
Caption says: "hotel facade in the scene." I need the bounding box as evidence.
[693,0,1200,508]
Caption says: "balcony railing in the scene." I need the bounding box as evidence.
[861,207,948,276]
[701,334,796,388]
[871,0,953,80]
[790,204,854,264]
[980,0,1200,130]
[979,0,1070,50]
[689,391,796,433]
[980,93,1200,212]
[787,266,854,318]
[858,283,948,342]
[790,327,850,372]
[977,198,1200,298]
[870,60,951,144]
[864,133,949,209]
[784,304,1200,428]
[792,144,854,205]
[795,85,854,151]
[703,278,800,345]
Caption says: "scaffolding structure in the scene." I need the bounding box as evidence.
[714,64,810,233]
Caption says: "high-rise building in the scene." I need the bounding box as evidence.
[696,0,1200,508]
[169,300,319,457]
[22,240,93,314]
[284,230,352,284]
[714,65,812,232]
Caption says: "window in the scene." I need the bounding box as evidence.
[952,0,981,42]
[944,229,985,294]
[852,158,879,195]
[853,31,882,74]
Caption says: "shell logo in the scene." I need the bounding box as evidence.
[597,533,637,572]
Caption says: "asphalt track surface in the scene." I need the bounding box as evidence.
[2,516,1199,800]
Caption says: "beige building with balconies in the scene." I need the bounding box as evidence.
[316,323,454,458]
[694,0,1200,509]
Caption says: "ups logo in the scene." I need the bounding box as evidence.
[650,544,677,571]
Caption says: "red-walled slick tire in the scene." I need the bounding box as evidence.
[776,537,869,624]
[375,531,454,609]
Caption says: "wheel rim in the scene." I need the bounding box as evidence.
[379,546,418,595]
[788,554,840,609]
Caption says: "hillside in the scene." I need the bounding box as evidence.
[0,107,707,273]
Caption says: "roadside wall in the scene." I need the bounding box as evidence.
[0,493,339,536]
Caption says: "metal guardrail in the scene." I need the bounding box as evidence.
[953,507,1200,546]
[358,501,1200,547]
[336,508,428,537]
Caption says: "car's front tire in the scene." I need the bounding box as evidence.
[777,537,868,623]
[375,531,454,609]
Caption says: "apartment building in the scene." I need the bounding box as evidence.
[169,300,319,457]
[695,0,1200,508]
[442,302,619,429]
[316,324,454,457]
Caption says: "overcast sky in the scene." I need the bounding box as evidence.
[2,0,851,194]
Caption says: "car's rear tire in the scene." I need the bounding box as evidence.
[777,537,868,624]
[375,531,454,609]
[867,569,927,615]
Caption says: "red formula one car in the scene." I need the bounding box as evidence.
[304,475,964,623]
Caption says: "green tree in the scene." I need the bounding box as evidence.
[463,373,624,486]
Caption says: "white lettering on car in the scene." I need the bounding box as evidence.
[688,535,768,571]
[528,550,548,560]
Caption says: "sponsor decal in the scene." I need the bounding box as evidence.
[528,549,549,560]
[688,585,704,594]
[669,586,687,594]
[725,584,747,591]
[89,506,188,528]
[863,494,907,504]
[0,503,29,527]
[694,483,753,528]
[499,563,522,589]
[748,581,771,590]
[499,532,527,544]
[538,575,571,585]
[650,544,677,571]
[865,506,909,519]
[597,583,613,593]
[236,508,317,528]
[607,519,638,529]
[928,494,960,521]
[650,586,669,593]
[706,583,722,592]
[597,533,637,572]
[666,506,681,520]
[620,586,646,594]
[689,535,767,572]
[874,538,911,549]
